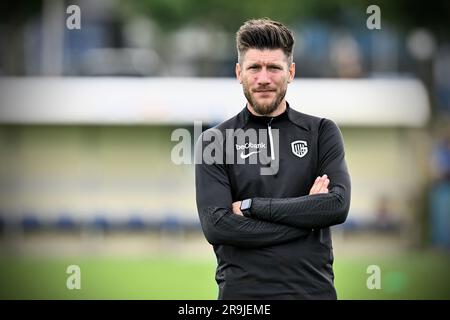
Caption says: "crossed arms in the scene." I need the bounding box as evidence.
[195,119,351,248]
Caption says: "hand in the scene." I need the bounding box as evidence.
[232,201,243,215]
[309,174,330,195]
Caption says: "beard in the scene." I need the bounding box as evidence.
[243,82,288,116]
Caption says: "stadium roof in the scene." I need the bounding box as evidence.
[0,77,430,127]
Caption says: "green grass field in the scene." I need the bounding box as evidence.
[1,251,449,299]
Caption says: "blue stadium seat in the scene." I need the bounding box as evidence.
[92,215,110,230]
[56,215,78,230]
[341,217,359,232]
[128,215,146,230]
[160,215,181,232]
[21,215,41,231]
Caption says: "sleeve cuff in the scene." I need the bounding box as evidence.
[246,198,271,220]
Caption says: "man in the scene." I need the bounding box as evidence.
[195,18,351,299]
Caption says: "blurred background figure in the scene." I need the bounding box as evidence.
[330,36,364,78]
[431,126,450,181]
[0,0,449,299]
[430,124,450,248]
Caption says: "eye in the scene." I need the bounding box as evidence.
[269,66,282,70]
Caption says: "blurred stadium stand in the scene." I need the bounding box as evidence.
[0,77,431,241]
[0,0,449,253]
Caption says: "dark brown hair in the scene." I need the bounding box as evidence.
[236,18,294,64]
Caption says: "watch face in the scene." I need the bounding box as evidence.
[241,199,252,211]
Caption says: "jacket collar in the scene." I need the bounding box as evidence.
[237,102,310,131]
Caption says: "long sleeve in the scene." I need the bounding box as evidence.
[195,131,311,248]
[245,119,351,229]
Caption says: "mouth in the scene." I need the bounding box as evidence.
[254,90,275,97]
[254,89,276,93]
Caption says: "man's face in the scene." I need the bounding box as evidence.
[236,48,295,116]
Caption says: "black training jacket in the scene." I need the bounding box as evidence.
[195,103,351,300]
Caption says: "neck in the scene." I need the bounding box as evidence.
[247,100,287,117]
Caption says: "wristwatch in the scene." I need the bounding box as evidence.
[240,199,252,216]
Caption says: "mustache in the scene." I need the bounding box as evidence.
[253,88,277,92]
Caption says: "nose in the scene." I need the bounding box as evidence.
[256,68,271,86]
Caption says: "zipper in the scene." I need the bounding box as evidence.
[267,118,275,161]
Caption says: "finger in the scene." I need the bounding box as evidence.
[316,176,329,193]
[318,178,329,192]
[315,175,326,192]
[310,176,321,194]
[232,201,241,214]
[310,175,328,195]
[309,177,318,194]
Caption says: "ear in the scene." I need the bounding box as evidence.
[236,63,242,84]
[288,62,295,83]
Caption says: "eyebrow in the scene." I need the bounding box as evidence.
[246,62,284,69]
